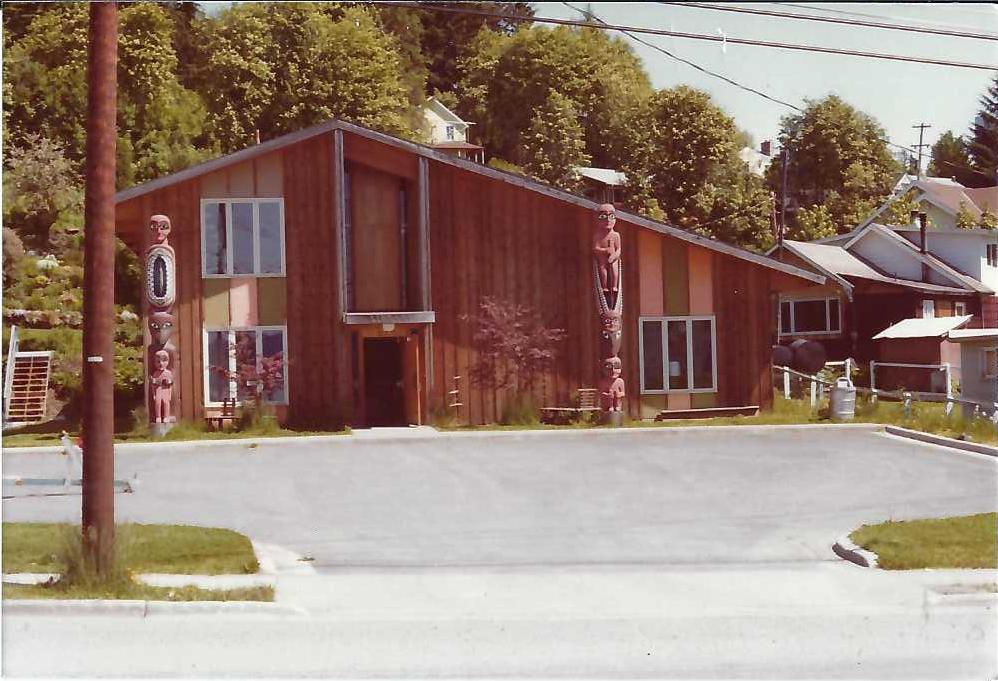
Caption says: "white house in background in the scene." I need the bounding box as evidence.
[892,226,998,293]
[739,140,772,178]
[574,166,627,204]
[858,177,998,232]
[421,97,484,163]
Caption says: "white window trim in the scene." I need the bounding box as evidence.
[638,316,718,395]
[200,198,286,278]
[984,347,997,380]
[954,301,968,316]
[778,296,842,337]
[922,299,935,319]
[987,244,998,269]
[202,325,289,407]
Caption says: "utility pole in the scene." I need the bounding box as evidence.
[780,145,790,241]
[82,1,117,575]
[912,122,931,179]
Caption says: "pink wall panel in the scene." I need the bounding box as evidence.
[229,277,259,326]
[667,392,691,410]
[638,229,664,315]
[688,246,714,314]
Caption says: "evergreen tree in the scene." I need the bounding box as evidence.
[928,130,974,185]
[967,74,998,187]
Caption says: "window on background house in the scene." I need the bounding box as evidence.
[778,298,841,336]
[954,301,967,316]
[203,326,288,405]
[445,125,455,141]
[202,199,285,277]
[985,348,997,379]
[988,244,998,268]
[922,300,935,318]
[639,317,717,393]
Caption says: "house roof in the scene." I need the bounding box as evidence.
[947,328,998,343]
[114,118,823,285]
[424,97,472,126]
[429,141,483,150]
[873,315,972,340]
[780,239,976,298]
[965,186,998,214]
[574,167,627,186]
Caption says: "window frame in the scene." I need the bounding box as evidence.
[638,315,718,395]
[987,243,998,269]
[445,125,455,141]
[954,301,968,316]
[984,347,997,380]
[200,198,286,278]
[777,296,842,337]
[922,299,935,319]
[202,325,289,407]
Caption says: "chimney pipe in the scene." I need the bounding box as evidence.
[761,140,771,156]
[909,210,919,230]
[918,212,928,254]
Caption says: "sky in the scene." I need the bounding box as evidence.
[201,2,997,174]
[539,2,997,170]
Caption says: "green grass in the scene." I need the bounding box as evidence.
[2,582,274,602]
[2,523,259,575]
[850,513,997,570]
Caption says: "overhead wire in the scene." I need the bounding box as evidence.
[658,2,998,41]
[381,2,998,71]
[780,3,998,31]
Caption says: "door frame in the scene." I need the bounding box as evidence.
[354,323,427,426]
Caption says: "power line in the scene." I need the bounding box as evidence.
[781,3,998,32]
[559,3,993,181]
[384,2,998,71]
[660,2,998,41]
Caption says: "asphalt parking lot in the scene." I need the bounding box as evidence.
[3,425,996,568]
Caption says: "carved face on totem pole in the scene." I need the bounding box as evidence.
[600,310,622,358]
[155,349,171,373]
[148,311,175,347]
[149,215,172,245]
[595,203,616,230]
[603,356,622,379]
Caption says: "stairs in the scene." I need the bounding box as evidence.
[3,351,53,425]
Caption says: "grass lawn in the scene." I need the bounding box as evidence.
[850,512,997,570]
[2,583,273,602]
[2,523,259,575]
[2,422,347,448]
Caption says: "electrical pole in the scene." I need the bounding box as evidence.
[82,1,117,575]
[780,146,790,241]
[912,122,931,179]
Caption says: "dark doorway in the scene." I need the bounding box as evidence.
[363,338,405,426]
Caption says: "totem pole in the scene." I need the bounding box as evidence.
[593,203,625,425]
[144,215,178,435]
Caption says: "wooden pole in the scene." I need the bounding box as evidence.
[81,0,117,575]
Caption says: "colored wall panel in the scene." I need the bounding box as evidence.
[663,240,689,315]
[201,170,227,199]
[690,392,716,409]
[639,394,667,420]
[228,161,255,197]
[667,392,691,411]
[638,229,664,315]
[255,154,283,197]
[229,277,258,326]
[257,277,287,325]
[688,246,714,314]
[202,278,230,326]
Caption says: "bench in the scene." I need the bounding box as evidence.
[654,405,759,421]
[206,398,238,431]
[540,388,601,424]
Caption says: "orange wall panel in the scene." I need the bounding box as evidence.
[688,246,714,314]
[638,229,664,315]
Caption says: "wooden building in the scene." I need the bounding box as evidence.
[114,120,822,428]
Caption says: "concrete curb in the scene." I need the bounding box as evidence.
[832,535,879,568]
[883,425,998,457]
[2,422,884,454]
[2,599,304,617]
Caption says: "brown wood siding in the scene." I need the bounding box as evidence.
[350,165,404,312]
[283,134,343,427]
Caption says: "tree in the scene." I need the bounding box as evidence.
[967,74,998,187]
[614,86,773,250]
[464,297,566,394]
[928,130,974,185]
[520,91,590,190]
[766,95,901,235]
[454,24,652,169]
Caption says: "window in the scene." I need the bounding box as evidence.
[985,348,997,379]
[922,300,935,319]
[445,125,455,141]
[202,199,285,277]
[639,316,717,394]
[954,302,968,316]
[203,326,287,405]
[987,243,998,268]
[778,297,841,336]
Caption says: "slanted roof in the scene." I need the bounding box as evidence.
[864,223,993,294]
[965,186,998,214]
[873,315,972,340]
[947,328,998,343]
[424,97,472,127]
[114,118,823,285]
[574,167,627,186]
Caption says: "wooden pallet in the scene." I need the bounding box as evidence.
[4,351,53,424]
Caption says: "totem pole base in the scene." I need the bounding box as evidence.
[603,411,623,428]
[151,422,175,438]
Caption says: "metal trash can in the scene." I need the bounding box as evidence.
[829,377,857,421]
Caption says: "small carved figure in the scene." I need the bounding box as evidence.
[147,311,175,347]
[149,214,172,245]
[600,356,626,412]
[600,309,622,359]
[150,350,175,424]
[592,203,621,308]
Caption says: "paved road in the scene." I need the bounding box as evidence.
[3,426,995,567]
[4,426,996,678]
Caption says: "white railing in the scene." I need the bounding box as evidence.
[3,325,19,423]
[869,360,952,415]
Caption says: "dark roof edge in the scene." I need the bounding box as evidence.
[115,119,824,284]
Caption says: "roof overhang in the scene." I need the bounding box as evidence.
[115,119,824,285]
